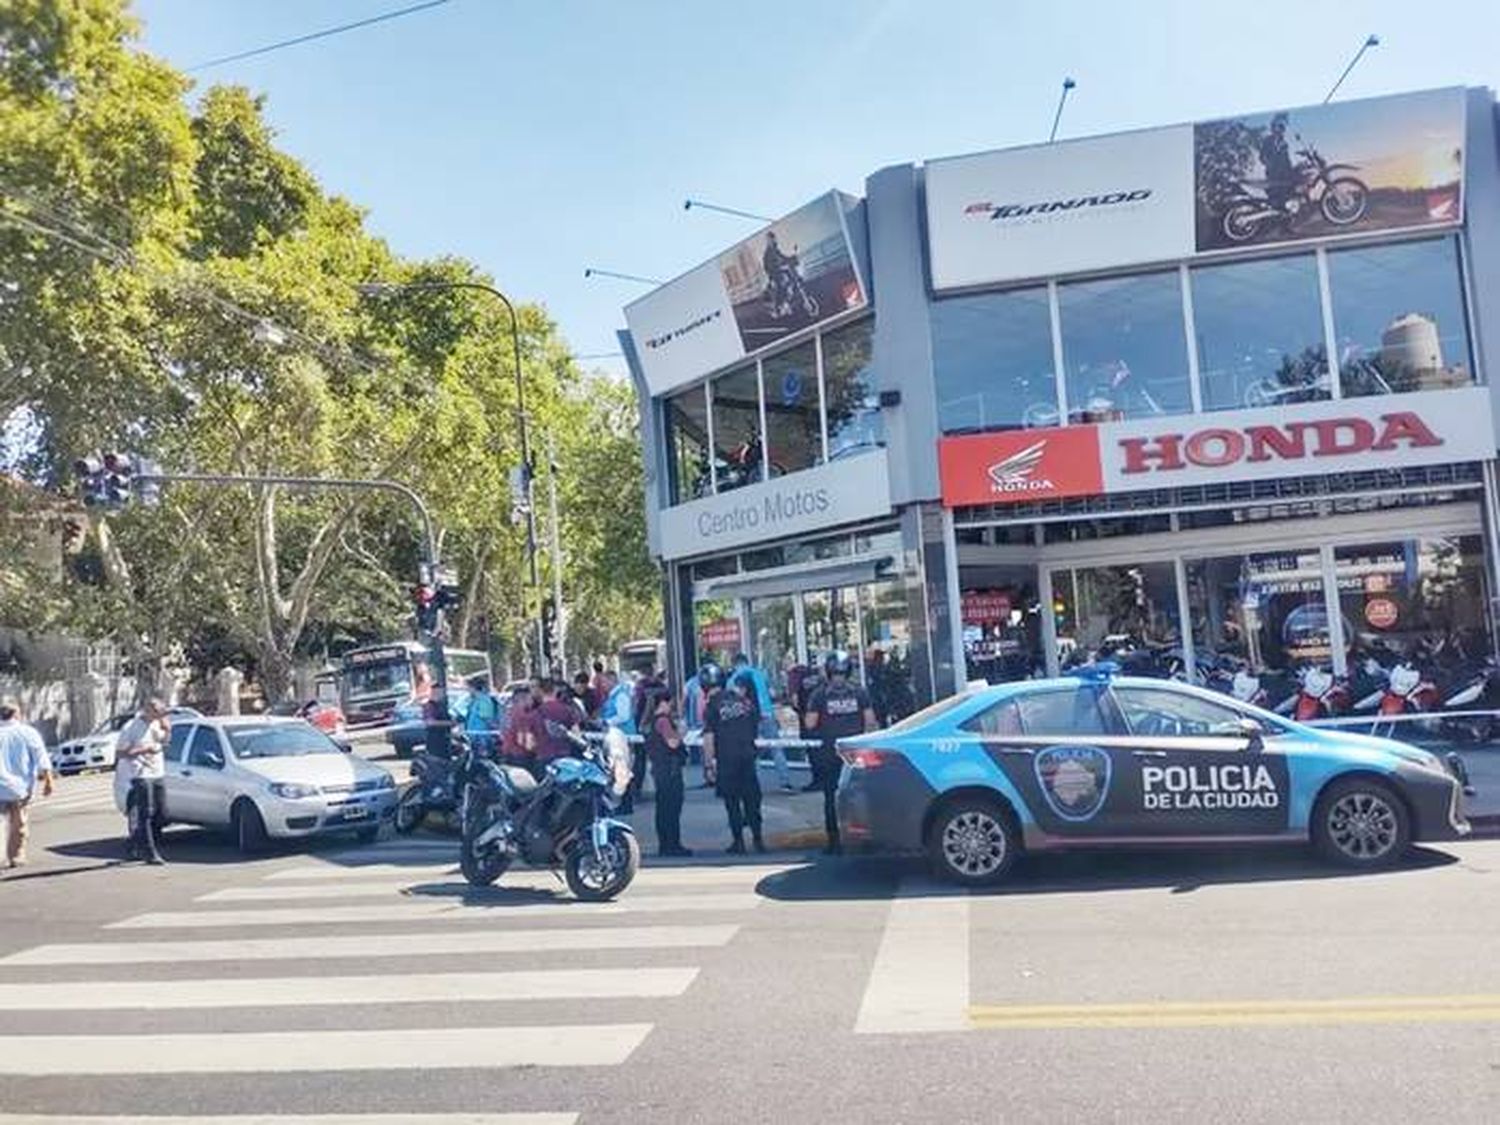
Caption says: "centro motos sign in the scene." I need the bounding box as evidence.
[658,449,892,560]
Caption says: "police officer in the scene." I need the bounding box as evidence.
[642,683,692,858]
[702,663,765,855]
[805,651,875,856]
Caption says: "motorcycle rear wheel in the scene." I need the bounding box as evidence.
[565,828,640,902]
[393,786,425,835]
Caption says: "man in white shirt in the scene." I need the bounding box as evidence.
[0,697,55,869]
[115,697,170,865]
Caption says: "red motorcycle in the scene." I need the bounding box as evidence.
[1281,666,1349,721]
[1378,662,1440,715]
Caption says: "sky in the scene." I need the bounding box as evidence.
[129,0,1500,381]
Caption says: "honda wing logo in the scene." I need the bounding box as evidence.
[987,440,1055,495]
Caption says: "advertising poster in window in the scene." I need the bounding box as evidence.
[1194,87,1465,252]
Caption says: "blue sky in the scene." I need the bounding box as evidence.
[131,0,1500,379]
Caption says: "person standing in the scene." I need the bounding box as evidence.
[793,659,825,792]
[600,670,645,812]
[0,698,55,869]
[805,651,875,856]
[703,665,765,855]
[643,686,692,858]
[500,685,539,776]
[732,653,791,792]
[463,673,502,758]
[573,671,599,719]
[531,678,585,768]
[114,697,171,865]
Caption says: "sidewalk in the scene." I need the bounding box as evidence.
[621,763,833,856]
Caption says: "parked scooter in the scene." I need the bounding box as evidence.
[459,723,639,900]
[394,748,463,834]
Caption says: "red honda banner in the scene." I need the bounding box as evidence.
[698,618,742,650]
[939,425,1105,507]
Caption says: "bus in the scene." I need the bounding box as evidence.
[339,641,492,727]
[618,638,666,678]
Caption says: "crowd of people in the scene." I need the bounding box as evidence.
[451,650,878,858]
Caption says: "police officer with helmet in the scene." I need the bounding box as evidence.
[805,650,876,855]
[701,661,767,854]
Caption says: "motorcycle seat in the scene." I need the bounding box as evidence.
[502,765,539,796]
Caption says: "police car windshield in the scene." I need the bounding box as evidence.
[885,690,981,733]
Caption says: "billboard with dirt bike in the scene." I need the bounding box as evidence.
[1194,87,1465,252]
[624,191,867,397]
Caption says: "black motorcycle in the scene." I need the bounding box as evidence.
[394,748,463,834]
[1221,137,1369,243]
[765,253,819,321]
[459,724,639,901]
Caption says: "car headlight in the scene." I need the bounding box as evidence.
[268,782,320,800]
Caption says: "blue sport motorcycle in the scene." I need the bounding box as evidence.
[458,724,640,901]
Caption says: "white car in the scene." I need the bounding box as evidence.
[113,715,398,853]
[52,707,200,775]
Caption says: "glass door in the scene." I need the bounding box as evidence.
[801,586,864,681]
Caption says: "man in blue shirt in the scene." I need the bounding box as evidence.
[0,697,55,868]
[732,653,792,792]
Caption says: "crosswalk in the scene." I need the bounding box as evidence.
[0,838,793,1121]
[28,772,118,817]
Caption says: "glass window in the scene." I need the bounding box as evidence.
[710,364,762,492]
[166,723,191,763]
[1187,549,1333,712]
[740,546,786,572]
[1052,563,1182,675]
[1112,687,1246,738]
[693,598,741,667]
[961,698,1022,736]
[822,319,885,459]
[1059,272,1191,422]
[748,595,798,705]
[1328,238,1472,397]
[932,287,1057,434]
[1335,535,1490,669]
[762,342,821,476]
[663,385,711,504]
[1042,515,1171,543]
[691,555,738,581]
[862,579,916,724]
[785,535,852,566]
[1191,254,1329,411]
[1014,687,1110,736]
[961,569,1041,685]
[187,726,224,768]
[802,587,861,672]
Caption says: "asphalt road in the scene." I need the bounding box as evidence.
[4,760,1500,1124]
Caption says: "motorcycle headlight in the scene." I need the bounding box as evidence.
[268,782,320,800]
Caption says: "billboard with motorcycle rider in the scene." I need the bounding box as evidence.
[1194,87,1465,252]
[717,192,867,352]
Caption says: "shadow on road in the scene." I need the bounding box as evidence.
[755,845,1461,902]
[44,827,437,868]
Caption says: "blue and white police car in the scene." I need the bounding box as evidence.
[835,666,1471,886]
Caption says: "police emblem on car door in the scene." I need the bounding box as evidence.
[1033,744,1112,822]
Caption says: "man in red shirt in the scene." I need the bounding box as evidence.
[532,678,584,766]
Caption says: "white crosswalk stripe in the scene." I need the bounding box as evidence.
[107,892,762,929]
[0,1116,576,1125]
[0,838,774,1102]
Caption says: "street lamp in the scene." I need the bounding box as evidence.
[356,278,545,672]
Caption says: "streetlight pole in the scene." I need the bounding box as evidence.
[356,279,546,674]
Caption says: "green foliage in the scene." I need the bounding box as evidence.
[0,0,660,694]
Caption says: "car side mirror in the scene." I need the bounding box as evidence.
[1235,717,1265,753]
[205,752,224,769]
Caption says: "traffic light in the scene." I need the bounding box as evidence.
[101,452,134,506]
[413,584,440,635]
[509,463,532,527]
[541,597,558,664]
[73,456,105,506]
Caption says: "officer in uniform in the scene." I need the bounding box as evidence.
[805,651,876,855]
[642,682,692,857]
[702,663,766,854]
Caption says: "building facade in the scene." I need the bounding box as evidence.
[621,86,1500,723]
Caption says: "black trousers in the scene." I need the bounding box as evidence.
[813,744,840,842]
[128,777,165,858]
[628,744,648,801]
[650,757,685,851]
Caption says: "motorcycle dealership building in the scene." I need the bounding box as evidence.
[619,86,1500,717]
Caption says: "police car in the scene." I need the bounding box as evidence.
[835,666,1471,886]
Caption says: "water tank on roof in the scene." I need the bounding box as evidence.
[1380,312,1443,372]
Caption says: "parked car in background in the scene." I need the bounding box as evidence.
[270,699,348,739]
[112,715,397,853]
[51,706,201,775]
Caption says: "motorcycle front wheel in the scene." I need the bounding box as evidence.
[565,827,640,902]
[393,786,425,835]
[1321,177,1369,225]
[459,809,511,887]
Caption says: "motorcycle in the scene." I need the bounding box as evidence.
[691,434,776,497]
[764,252,819,321]
[1278,665,1349,721]
[1228,668,1270,708]
[459,723,639,901]
[394,748,463,834]
[1069,360,1164,422]
[1442,657,1500,742]
[1377,661,1440,716]
[1221,136,1370,244]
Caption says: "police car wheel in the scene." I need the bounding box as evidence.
[1312,778,1410,868]
[929,798,1017,886]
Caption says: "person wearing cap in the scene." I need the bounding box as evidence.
[805,651,876,856]
[114,696,171,865]
[702,663,766,854]
[0,697,55,869]
[643,684,692,857]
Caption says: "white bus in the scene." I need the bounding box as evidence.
[339,641,492,726]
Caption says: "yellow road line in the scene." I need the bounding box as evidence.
[968,994,1500,1030]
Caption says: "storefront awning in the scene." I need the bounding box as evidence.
[698,553,896,602]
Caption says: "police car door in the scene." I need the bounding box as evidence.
[1107,685,1290,837]
[977,684,1137,838]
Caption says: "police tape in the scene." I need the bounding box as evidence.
[580,730,824,751]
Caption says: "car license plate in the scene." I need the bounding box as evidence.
[342,804,369,820]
